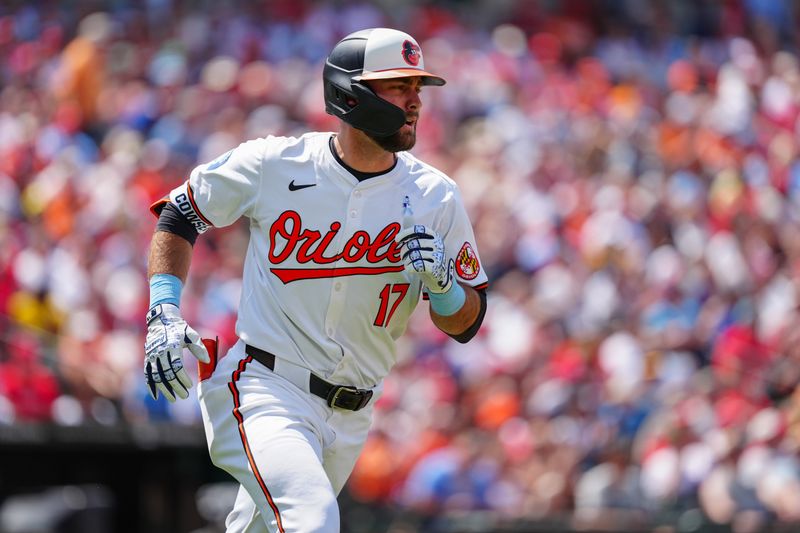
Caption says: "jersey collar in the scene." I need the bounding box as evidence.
[321,133,406,189]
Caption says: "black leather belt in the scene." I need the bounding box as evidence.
[245,344,373,411]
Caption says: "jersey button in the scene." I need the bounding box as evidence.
[350,210,357,218]
[334,282,342,290]
[326,327,333,336]
[354,191,361,198]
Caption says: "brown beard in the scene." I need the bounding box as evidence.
[365,124,416,153]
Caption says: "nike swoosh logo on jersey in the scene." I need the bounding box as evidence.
[288,180,316,191]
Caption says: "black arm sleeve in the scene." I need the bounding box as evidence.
[156,202,200,246]
[449,288,488,344]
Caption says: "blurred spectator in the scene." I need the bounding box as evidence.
[0,331,59,421]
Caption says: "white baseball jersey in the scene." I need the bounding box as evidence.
[156,132,488,388]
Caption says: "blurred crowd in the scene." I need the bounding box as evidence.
[3,0,800,530]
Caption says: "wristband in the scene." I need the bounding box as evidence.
[428,283,465,317]
[149,273,183,308]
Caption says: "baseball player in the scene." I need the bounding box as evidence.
[144,28,488,532]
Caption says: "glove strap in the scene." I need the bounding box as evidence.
[145,301,183,325]
[145,303,165,325]
[429,283,466,317]
[149,273,183,308]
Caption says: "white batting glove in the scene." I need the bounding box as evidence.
[395,225,456,294]
[144,303,210,402]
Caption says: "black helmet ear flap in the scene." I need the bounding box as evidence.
[323,66,407,137]
[340,83,406,137]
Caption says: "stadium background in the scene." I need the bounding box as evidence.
[2,0,800,531]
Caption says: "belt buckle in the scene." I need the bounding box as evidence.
[327,386,373,411]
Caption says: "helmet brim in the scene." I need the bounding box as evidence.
[355,68,446,86]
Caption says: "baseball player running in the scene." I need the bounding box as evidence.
[144,28,488,532]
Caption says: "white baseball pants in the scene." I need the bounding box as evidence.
[198,340,376,533]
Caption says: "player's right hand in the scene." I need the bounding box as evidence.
[144,303,210,402]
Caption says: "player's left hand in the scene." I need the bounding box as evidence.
[144,303,210,402]
[395,225,455,294]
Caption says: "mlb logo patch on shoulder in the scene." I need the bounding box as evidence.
[206,149,233,170]
[456,242,480,280]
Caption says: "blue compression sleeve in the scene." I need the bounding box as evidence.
[149,273,183,308]
[428,283,466,317]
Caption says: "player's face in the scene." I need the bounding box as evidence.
[364,77,423,152]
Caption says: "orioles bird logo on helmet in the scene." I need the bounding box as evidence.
[402,40,421,66]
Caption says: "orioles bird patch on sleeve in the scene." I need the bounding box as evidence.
[455,242,480,280]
